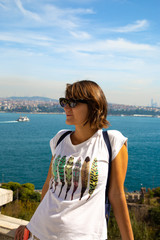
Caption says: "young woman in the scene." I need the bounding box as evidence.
[15,80,134,240]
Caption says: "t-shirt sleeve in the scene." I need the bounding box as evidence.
[108,130,128,161]
[50,129,69,156]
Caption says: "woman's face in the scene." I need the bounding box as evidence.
[64,101,89,127]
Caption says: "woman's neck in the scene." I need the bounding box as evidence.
[71,125,98,145]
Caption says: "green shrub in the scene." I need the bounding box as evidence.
[1,200,40,221]
[108,209,152,240]
[148,188,154,198]
[153,187,160,197]
[108,209,121,239]
[29,191,41,202]
[148,206,160,226]
[131,212,150,240]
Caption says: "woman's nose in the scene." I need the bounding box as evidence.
[64,104,71,110]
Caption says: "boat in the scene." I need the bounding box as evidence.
[16,116,30,122]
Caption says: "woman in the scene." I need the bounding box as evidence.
[15,80,134,240]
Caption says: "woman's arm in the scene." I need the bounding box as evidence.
[41,155,53,200]
[108,144,134,240]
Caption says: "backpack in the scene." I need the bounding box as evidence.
[56,130,112,225]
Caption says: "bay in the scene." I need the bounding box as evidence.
[0,112,159,192]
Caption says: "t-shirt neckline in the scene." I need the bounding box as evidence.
[68,129,102,148]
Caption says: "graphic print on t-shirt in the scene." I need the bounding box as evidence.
[71,157,81,200]
[64,157,74,199]
[87,158,98,200]
[58,155,67,197]
[79,157,90,200]
[52,155,61,192]
[51,155,99,201]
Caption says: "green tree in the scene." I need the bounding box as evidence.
[1,182,21,191]
[21,183,35,191]
[1,182,40,202]
[19,187,33,201]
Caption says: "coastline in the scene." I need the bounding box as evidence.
[0,111,160,117]
[0,111,65,115]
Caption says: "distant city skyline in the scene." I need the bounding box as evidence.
[1,95,159,108]
[1,97,160,115]
[0,0,160,106]
[150,98,159,108]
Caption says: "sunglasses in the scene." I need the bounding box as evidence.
[59,98,88,108]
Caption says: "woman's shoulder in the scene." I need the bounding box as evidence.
[107,130,128,160]
[50,129,71,145]
[50,129,71,156]
[107,129,126,139]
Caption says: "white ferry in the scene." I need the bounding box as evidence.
[16,116,30,122]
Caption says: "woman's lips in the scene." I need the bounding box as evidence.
[66,113,72,117]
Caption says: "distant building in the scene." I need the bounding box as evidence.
[151,98,158,107]
[126,187,146,203]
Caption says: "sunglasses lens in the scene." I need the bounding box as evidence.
[69,100,77,108]
[59,98,67,107]
[59,98,78,108]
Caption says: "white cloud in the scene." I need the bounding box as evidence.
[0,30,157,62]
[65,7,95,15]
[0,32,55,47]
[70,31,91,40]
[104,38,153,51]
[3,31,155,56]
[74,38,155,54]
[15,0,41,21]
[42,4,94,30]
[108,20,149,33]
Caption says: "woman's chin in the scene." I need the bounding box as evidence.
[65,119,74,125]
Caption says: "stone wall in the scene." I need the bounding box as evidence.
[0,214,29,240]
[0,189,13,208]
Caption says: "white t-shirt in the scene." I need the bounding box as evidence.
[27,129,127,240]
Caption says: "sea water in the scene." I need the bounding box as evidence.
[0,112,159,191]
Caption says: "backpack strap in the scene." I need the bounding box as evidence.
[56,130,72,148]
[103,131,112,225]
[103,131,112,192]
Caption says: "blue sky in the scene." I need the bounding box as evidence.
[0,0,160,106]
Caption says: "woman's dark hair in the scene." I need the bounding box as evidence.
[65,80,110,130]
